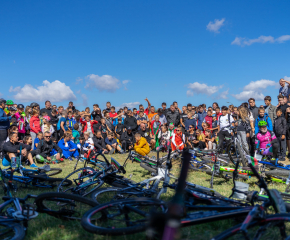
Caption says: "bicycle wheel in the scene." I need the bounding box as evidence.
[81,198,167,236]
[140,163,157,174]
[236,141,247,167]
[29,174,72,188]
[0,221,25,240]
[35,192,98,221]
[265,169,290,177]
[57,167,104,197]
[25,168,62,177]
[212,213,290,240]
[91,187,142,205]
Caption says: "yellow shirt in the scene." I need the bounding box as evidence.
[134,137,150,152]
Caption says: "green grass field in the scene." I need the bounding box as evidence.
[1,153,289,240]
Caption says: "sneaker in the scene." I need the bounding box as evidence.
[109,148,115,155]
[287,153,290,159]
[279,156,286,162]
[30,163,38,168]
[59,158,64,162]
[68,157,73,161]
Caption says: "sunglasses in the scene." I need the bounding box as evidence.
[45,136,51,138]
[176,130,181,132]
[189,127,192,128]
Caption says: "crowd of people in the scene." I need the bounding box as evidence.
[0,78,290,168]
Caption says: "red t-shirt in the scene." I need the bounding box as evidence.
[137,108,149,115]
[109,112,117,118]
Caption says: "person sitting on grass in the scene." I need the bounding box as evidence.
[93,130,109,154]
[34,131,63,163]
[2,132,38,168]
[58,132,79,161]
[105,132,124,154]
[133,133,150,156]
[171,126,185,151]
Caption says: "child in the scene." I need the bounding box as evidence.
[184,112,196,132]
[33,132,43,150]
[58,111,68,139]
[105,132,124,154]
[168,123,175,144]
[133,133,150,156]
[273,108,287,161]
[115,118,124,139]
[109,106,118,118]
[150,114,161,148]
[58,132,79,161]
[85,107,90,115]
[195,129,206,150]
[30,109,41,148]
[80,114,98,138]
[15,104,27,140]
[156,125,170,152]
[67,111,76,131]
[42,116,54,134]
[205,130,216,150]
[50,109,59,140]
[23,135,32,148]
[254,107,273,135]
[72,123,80,145]
[171,127,185,151]
[99,118,110,139]
[211,114,218,136]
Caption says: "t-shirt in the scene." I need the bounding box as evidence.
[72,130,80,144]
[109,112,118,118]
[180,113,188,126]
[218,114,234,132]
[87,121,92,133]
[34,138,40,150]
[105,137,117,146]
[60,117,68,131]
[136,116,148,122]
[138,128,151,142]
[186,132,196,143]
[279,83,290,97]
[148,112,157,120]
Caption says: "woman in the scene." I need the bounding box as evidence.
[30,110,41,148]
[204,129,216,150]
[58,132,79,160]
[171,127,185,151]
[186,124,196,149]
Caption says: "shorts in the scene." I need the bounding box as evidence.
[146,137,154,144]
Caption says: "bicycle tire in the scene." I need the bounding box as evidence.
[57,167,104,196]
[212,213,290,240]
[236,141,247,167]
[33,176,72,188]
[109,177,136,188]
[0,221,25,240]
[140,163,157,174]
[91,187,142,205]
[37,167,62,177]
[35,192,98,221]
[81,198,167,236]
[265,169,290,177]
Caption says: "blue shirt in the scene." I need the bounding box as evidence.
[59,117,68,131]
[0,108,11,130]
[34,138,40,150]
[105,137,117,146]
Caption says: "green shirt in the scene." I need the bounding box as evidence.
[72,130,80,144]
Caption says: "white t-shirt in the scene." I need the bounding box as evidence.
[87,121,92,133]
[218,114,234,132]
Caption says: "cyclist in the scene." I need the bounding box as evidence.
[255,120,279,162]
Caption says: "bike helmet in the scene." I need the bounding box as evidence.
[9,106,17,111]
[6,100,14,105]
[258,120,267,127]
[30,102,39,108]
[0,98,6,104]
[43,115,51,121]
[17,104,24,109]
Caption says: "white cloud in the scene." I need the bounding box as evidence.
[76,77,83,84]
[232,79,278,101]
[122,80,130,90]
[206,18,225,33]
[81,94,88,106]
[218,90,229,99]
[186,82,222,96]
[116,102,140,110]
[11,80,77,103]
[232,35,290,46]
[85,74,121,92]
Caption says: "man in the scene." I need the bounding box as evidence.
[180,106,188,131]
[137,98,151,115]
[279,78,290,98]
[248,98,259,120]
[138,123,156,149]
[91,104,102,122]
[217,106,234,151]
[40,100,52,118]
[264,96,277,123]
[105,102,111,112]
[124,110,138,132]
[33,131,62,163]
[120,127,135,152]
[3,132,38,167]
[133,108,138,118]
[173,101,182,114]
[0,99,11,154]
[161,102,169,116]
[153,108,167,125]
[166,105,180,127]
[197,105,207,130]
[187,103,193,112]
[68,101,75,111]
[148,106,157,121]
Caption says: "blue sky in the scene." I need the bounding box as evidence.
[1,0,290,109]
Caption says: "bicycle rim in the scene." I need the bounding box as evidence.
[0,221,25,240]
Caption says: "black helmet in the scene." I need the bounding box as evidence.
[0,98,6,104]
[9,106,17,111]
[30,102,39,108]
[17,104,24,109]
